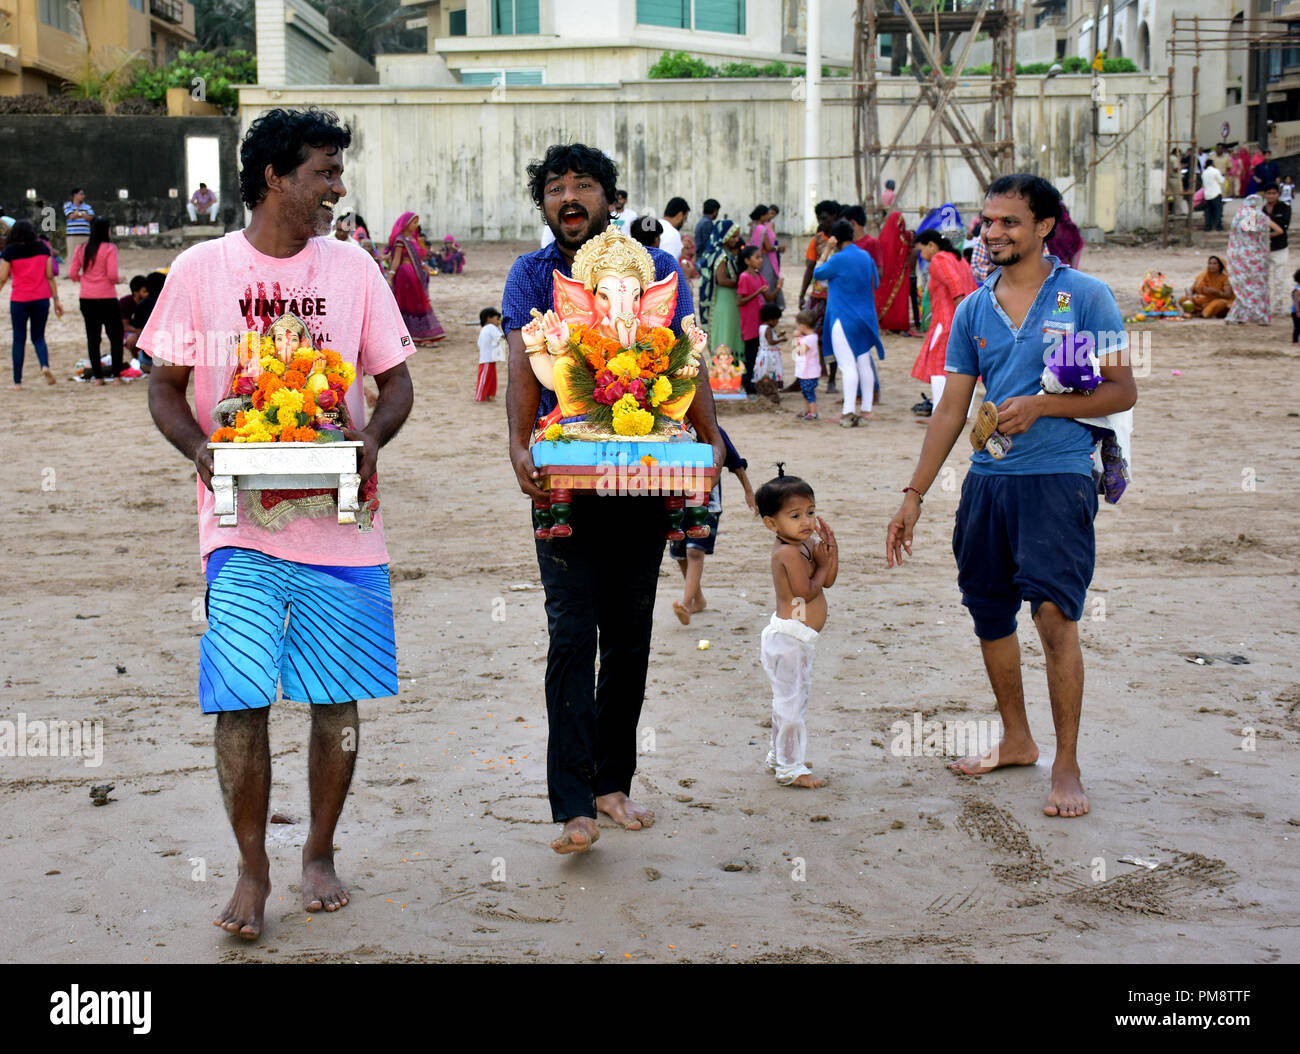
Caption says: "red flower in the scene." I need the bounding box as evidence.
[234,374,257,396]
[316,388,338,410]
[628,379,648,407]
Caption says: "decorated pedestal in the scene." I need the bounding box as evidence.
[530,438,716,540]
[522,226,719,541]
[210,441,363,527]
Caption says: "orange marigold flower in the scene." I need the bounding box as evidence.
[257,371,277,390]
[296,427,318,443]
[234,411,246,428]
[250,389,267,410]
[649,327,674,352]
[283,369,306,388]
[323,350,342,367]
[211,427,237,443]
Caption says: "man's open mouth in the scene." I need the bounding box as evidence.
[560,207,587,228]
[321,199,338,211]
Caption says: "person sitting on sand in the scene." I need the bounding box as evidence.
[1180,255,1235,319]
[886,173,1137,819]
[758,464,836,789]
[672,426,756,625]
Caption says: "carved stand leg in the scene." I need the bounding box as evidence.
[212,474,238,527]
[533,494,554,540]
[685,499,712,539]
[664,494,685,541]
[548,487,573,538]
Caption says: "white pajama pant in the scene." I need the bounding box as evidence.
[930,372,978,418]
[760,613,818,783]
[187,202,218,222]
[1271,247,1291,317]
[830,319,874,417]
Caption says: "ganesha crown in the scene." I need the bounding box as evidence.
[570,226,656,291]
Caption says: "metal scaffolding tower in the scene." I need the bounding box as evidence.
[853,0,1017,223]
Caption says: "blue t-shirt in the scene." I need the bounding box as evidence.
[945,257,1127,478]
[63,201,94,237]
[813,243,885,361]
[502,237,694,422]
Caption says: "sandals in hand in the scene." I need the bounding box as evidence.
[970,400,1012,459]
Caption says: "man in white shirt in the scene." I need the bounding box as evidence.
[1201,161,1224,232]
[657,196,690,260]
[609,189,638,234]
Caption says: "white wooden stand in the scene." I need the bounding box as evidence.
[209,442,362,527]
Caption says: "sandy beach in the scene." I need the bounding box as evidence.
[1,237,1297,964]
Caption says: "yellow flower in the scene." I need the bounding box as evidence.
[269,387,305,419]
[260,355,286,377]
[613,407,655,436]
[607,351,640,381]
[649,375,672,408]
[544,423,565,441]
[332,360,356,384]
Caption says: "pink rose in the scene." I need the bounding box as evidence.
[234,374,256,395]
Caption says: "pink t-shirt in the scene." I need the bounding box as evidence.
[4,246,53,302]
[795,333,821,379]
[138,231,415,570]
[737,270,766,341]
[70,243,121,299]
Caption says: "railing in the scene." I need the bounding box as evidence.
[150,0,182,24]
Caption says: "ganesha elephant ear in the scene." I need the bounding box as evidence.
[638,271,679,329]
[552,270,594,322]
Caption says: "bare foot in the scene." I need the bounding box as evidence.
[550,816,599,854]
[783,772,827,788]
[1044,764,1090,818]
[689,592,707,614]
[214,870,271,939]
[673,600,691,625]
[301,856,350,912]
[950,735,1039,775]
[596,791,655,830]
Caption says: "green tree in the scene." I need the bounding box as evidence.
[191,0,257,52]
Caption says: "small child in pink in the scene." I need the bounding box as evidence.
[793,310,822,421]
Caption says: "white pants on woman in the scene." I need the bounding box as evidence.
[829,319,874,417]
[760,614,818,783]
[930,372,978,418]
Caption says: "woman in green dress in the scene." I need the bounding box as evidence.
[705,221,743,362]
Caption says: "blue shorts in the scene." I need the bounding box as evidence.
[799,378,818,402]
[200,547,398,713]
[952,472,1098,640]
[669,510,720,558]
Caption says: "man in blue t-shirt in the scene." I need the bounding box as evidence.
[503,143,725,856]
[63,187,94,261]
[886,173,1137,820]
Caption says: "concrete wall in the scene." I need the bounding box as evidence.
[255,0,378,87]
[0,113,241,239]
[238,71,1170,240]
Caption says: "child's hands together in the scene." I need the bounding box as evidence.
[812,516,836,566]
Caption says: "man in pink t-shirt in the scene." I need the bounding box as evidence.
[142,109,415,941]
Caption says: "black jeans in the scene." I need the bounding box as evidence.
[535,494,668,822]
[1203,196,1224,232]
[742,336,760,393]
[80,298,124,378]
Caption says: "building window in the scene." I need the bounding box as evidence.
[493,0,539,35]
[636,0,744,35]
[38,0,77,33]
[129,0,144,11]
[449,8,466,35]
[461,68,544,85]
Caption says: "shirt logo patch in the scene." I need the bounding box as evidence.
[401,335,412,347]
[978,337,987,349]
[1055,291,1072,313]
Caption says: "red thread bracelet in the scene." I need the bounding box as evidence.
[902,486,924,503]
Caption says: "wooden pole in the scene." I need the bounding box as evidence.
[1163,62,1174,248]
[1185,16,1200,247]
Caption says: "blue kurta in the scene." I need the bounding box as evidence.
[814,243,885,361]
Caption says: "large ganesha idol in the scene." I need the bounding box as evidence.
[521,227,716,541]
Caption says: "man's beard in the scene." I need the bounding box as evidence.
[551,206,609,250]
[989,247,1021,266]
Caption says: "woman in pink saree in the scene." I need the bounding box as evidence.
[875,211,915,333]
[386,211,445,344]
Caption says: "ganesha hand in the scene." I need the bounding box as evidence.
[541,310,570,355]
[521,314,547,356]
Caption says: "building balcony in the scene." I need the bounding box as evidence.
[150,0,182,24]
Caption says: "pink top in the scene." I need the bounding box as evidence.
[795,333,821,379]
[69,243,121,299]
[138,231,416,569]
[6,250,53,302]
[737,270,766,341]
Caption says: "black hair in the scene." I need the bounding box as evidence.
[480,306,502,325]
[914,228,960,258]
[756,463,815,518]
[631,215,662,247]
[830,219,854,244]
[615,188,628,199]
[963,246,973,262]
[840,204,867,227]
[83,216,111,268]
[815,199,841,218]
[199,182,208,188]
[749,204,768,221]
[985,172,1062,227]
[8,218,36,244]
[145,270,167,297]
[129,274,149,293]
[702,198,720,215]
[526,143,618,210]
[760,302,781,322]
[1262,182,1280,193]
[885,179,896,190]
[664,196,689,217]
[70,187,83,197]
[740,243,762,263]
[768,205,780,215]
[239,107,352,211]
[353,214,368,233]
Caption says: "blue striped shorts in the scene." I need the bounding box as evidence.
[200,547,398,713]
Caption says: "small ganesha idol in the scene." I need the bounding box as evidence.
[521,226,709,438]
[520,227,716,542]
